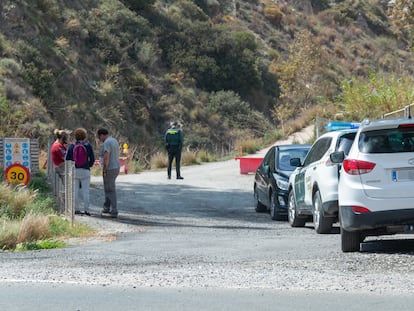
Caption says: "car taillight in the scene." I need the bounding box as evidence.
[351,206,371,214]
[398,123,414,129]
[342,159,376,175]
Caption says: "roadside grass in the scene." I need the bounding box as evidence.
[236,138,262,155]
[0,174,95,251]
[150,149,215,169]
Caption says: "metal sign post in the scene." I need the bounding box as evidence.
[64,160,75,224]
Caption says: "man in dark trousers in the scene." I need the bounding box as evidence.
[165,121,184,180]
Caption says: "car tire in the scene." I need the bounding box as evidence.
[254,188,267,213]
[313,190,333,234]
[341,227,361,252]
[270,192,284,221]
[288,190,306,227]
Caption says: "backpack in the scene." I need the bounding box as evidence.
[73,142,88,168]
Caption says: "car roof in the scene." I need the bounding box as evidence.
[275,144,312,150]
[317,128,358,139]
[359,117,414,131]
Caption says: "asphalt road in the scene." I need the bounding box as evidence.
[1,157,414,310]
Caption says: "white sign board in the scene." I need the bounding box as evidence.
[3,138,31,171]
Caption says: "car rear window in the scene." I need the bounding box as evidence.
[336,133,356,155]
[278,149,309,171]
[359,128,414,153]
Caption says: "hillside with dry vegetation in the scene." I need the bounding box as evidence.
[1,0,414,168]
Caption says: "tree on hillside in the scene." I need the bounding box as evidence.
[337,73,414,121]
[388,0,414,46]
[120,0,156,11]
[166,22,261,97]
[158,0,261,99]
[273,29,323,114]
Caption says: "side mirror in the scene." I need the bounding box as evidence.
[330,151,345,164]
[263,165,270,175]
[290,158,302,167]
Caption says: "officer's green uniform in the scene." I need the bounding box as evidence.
[165,123,184,179]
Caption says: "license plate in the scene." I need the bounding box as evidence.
[392,169,414,182]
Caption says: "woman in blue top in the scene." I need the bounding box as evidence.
[65,128,95,216]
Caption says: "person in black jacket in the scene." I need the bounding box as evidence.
[165,121,184,180]
[65,128,95,215]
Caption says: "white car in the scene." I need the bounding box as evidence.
[331,118,414,252]
[287,129,357,233]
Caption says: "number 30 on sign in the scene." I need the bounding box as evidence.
[4,163,30,185]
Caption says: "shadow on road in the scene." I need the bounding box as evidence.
[302,224,340,234]
[360,238,414,254]
[89,181,276,230]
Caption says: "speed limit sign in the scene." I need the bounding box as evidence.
[4,163,30,185]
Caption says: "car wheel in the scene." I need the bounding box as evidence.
[254,188,267,213]
[288,190,306,227]
[270,192,284,221]
[341,227,361,252]
[313,190,333,234]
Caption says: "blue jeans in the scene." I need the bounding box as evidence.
[74,168,91,212]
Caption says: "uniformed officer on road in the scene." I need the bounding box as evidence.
[165,121,184,180]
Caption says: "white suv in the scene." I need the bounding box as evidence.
[287,129,357,233]
[332,118,414,252]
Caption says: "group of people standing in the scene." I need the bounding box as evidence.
[50,128,120,218]
[49,121,184,218]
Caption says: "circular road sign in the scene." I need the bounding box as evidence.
[4,163,31,185]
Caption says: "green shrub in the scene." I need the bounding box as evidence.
[0,184,35,219]
[264,4,283,26]
[197,150,217,163]
[15,239,66,251]
[49,216,93,237]
[162,20,260,96]
[0,34,13,55]
[120,0,156,11]
[27,172,50,193]
[169,0,209,21]
[207,91,250,128]
[0,206,95,250]
[23,62,56,103]
[0,58,21,77]
[131,159,145,173]
[33,0,60,20]
[263,130,284,146]
[26,196,56,216]
[237,138,262,155]
[0,221,19,250]
[337,72,414,121]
